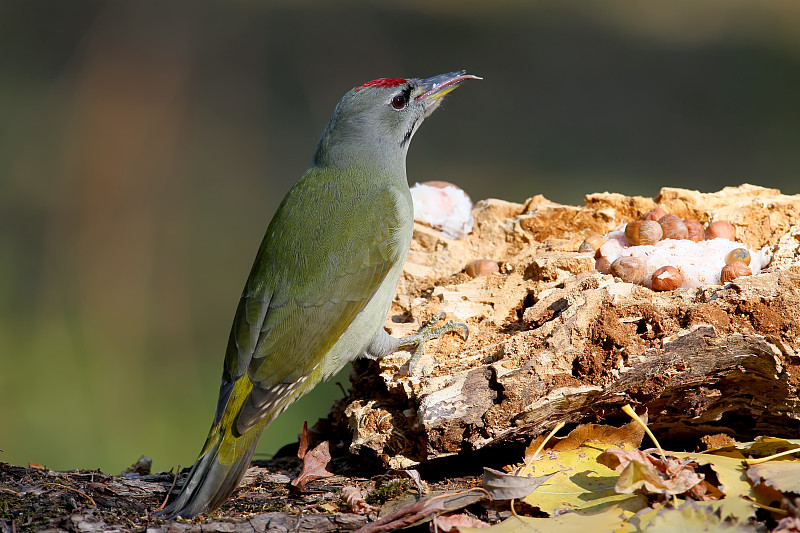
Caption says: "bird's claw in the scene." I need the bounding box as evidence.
[398,312,469,375]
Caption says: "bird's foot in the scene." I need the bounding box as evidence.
[397,312,468,375]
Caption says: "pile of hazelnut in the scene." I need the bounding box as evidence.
[579,207,753,291]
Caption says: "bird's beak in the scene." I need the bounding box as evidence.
[415,71,481,103]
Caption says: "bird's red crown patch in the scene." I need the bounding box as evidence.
[355,78,407,90]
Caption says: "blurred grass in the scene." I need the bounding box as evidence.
[1,1,799,474]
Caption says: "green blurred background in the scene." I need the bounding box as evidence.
[1,1,799,474]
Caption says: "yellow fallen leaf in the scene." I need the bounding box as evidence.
[521,442,647,514]
[636,500,756,533]
[672,452,757,521]
[460,507,628,533]
[746,460,800,493]
[525,417,646,458]
[705,437,800,459]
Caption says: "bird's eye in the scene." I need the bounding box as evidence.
[391,94,407,109]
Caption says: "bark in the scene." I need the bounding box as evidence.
[339,184,800,468]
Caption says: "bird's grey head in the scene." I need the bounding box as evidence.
[313,71,479,170]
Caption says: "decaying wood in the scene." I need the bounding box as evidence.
[4,184,800,531]
[336,184,800,468]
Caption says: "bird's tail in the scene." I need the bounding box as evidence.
[154,423,261,519]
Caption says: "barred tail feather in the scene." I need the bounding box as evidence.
[155,432,260,519]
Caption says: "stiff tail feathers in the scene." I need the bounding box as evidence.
[154,431,260,519]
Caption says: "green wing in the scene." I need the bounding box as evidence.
[216,168,410,435]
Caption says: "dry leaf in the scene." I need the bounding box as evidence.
[290,440,333,491]
[614,455,703,495]
[746,460,800,493]
[482,467,555,500]
[597,448,658,472]
[353,495,448,533]
[477,507,627,532]
[774,516,800,533]
[673,451,758,521]
[342,486,376,515]
[318,501,339,513]
[298,421,309,460]
[432,513,489,531]
[640,500,757,533]
[403,468,428,494]
[599,448,707,496]
[519,433,648,514]
[524,415,646,458]
[353,489,487,533]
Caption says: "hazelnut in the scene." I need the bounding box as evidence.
[720,261,751,283]
[465,259,500,278]
[725,248,751,266]
[578,234,607,254]
[683,219,705,242]
[658,214,689,240]
[610,256,646,284]
[595,256,612,274]
[651,265,683,291]
[643,207,668,222]
[624,219,663,246]
[705,220,736,241]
